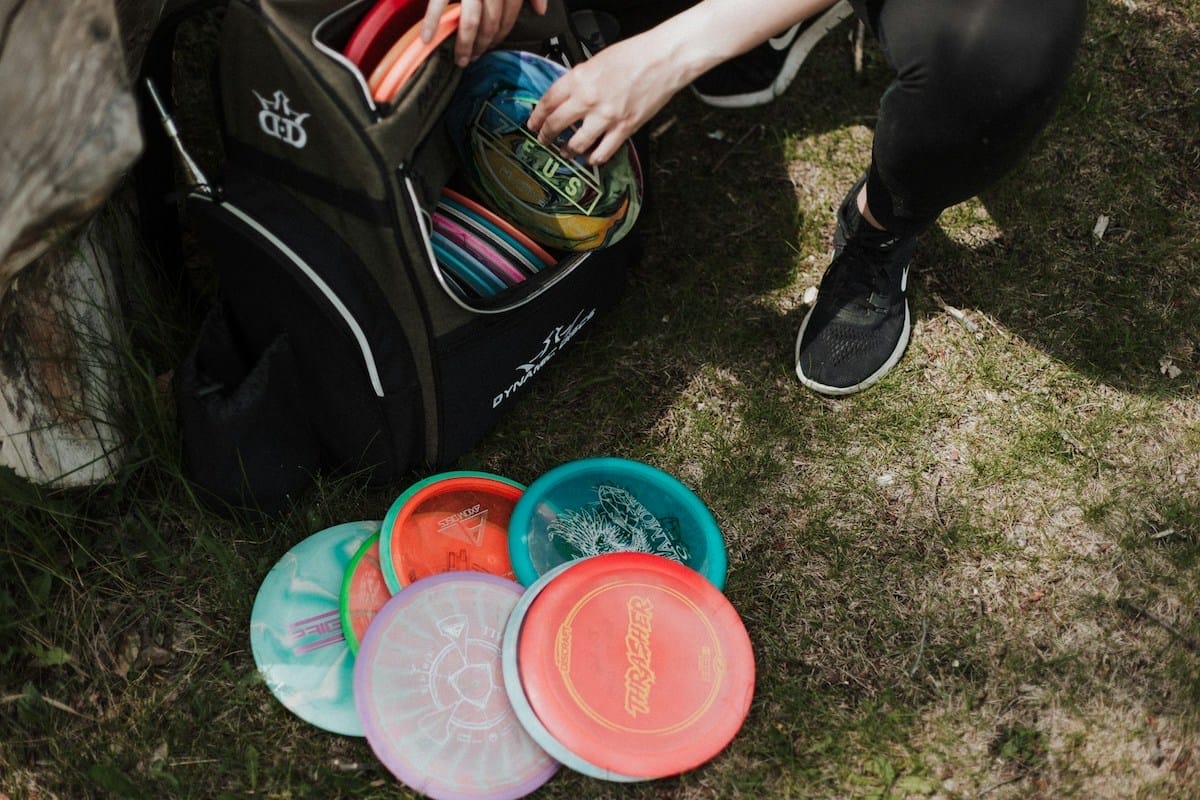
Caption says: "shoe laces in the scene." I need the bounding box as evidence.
[828,237,901,313]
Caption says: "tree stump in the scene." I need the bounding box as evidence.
[0,0,160,485]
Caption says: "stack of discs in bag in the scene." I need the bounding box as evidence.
[342,0,461,103]
[431,187,557,301]
[444,50,643,254]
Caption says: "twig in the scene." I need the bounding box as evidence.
[909,615,929,677]
[853,21,865,75]
[931,473,946,528]
[1,693,92,720]
[978,775,1025,797]
[1117,598,1200,653]
[649,115,677,142]
[712,124,762,172]
[933,293,980,334]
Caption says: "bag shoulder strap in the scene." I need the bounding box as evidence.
[134,0,229,281]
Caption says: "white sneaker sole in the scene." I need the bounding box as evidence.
[692,0,856,109]
[794,295,912,396]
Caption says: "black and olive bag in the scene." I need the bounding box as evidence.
[137,0,637,513]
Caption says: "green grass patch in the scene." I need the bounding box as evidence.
[4,2,1200,798]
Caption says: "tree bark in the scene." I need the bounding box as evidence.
[0,219,126,484]
[0,0,164,485]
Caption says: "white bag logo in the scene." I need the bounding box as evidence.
[254,90,309,149]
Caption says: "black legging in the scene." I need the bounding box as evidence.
[572,0,1088,236]
[849,0,1087,235]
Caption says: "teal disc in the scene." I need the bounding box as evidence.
[249,520,381,735]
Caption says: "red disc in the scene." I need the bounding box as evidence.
[343,0,423,75]
[388,475,522,588]
[339,532,390,654]
[516,552,755,779]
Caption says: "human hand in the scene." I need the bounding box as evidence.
[422,0,549,67]
[526,37,685,165]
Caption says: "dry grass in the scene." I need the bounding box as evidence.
[2,1,1199,798]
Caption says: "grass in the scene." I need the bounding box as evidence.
[3,0,1199,798]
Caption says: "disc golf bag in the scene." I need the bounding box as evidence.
[138,0,637,514]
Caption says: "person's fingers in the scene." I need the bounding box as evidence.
[526,78,564,136]
[421,0,450,41]
[586,128,630,166]
[536,101,583,151]
[530,0,549,14]
[498,2,522,50]
[562,116,608,159]
[471,0,503,61]
[532,75,589,144]
[454,0,481,65]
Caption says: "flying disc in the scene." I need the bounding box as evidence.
[354,572,558,799]
[501,559,642,782]
[434,212,527,286]
[379,471,526,593]
[507,457,727,590]
[436,199,544,277]
[338,531,390,655]
[515,552,755,779]
[441,187,556,268]
[433,231,507,297]
[249,519,381,736]
[372,5,462,103]
[444,50,643,251]
[366,18,423,96]
[343,0,423,75]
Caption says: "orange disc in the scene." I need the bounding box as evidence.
[385,474,523,589]
[372,5,462,103]
[367,21,423,96]
[343,0,423,76]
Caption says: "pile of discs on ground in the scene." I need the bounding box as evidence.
[250,457,755,799]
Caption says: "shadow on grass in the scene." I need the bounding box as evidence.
[3,2,1196,798]
[482,2,1198,795]
[918,1,1199,397]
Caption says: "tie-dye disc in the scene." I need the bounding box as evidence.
[354,572,557,799]
[444,49,643,252]
[249,520,381,736]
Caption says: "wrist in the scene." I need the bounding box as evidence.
[637,17,727,92]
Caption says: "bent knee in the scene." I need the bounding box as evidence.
[888,0,1086,119]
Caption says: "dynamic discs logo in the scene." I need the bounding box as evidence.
[623,595,655,717]
[492,307,595,409]
[254,89,309,149]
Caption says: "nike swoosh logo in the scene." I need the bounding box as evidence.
[769,24,801,51]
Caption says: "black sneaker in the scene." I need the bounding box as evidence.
[691,0,854,108]
[794,181,916,396]
[570,10,621,58]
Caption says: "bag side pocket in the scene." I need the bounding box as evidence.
[175,302,319,515]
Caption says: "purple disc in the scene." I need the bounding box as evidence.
[354,572,558,799]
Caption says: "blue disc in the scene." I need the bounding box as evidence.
[506,458,726,590]
[444,50,643,252]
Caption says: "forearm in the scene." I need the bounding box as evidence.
[639,0,842,89]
